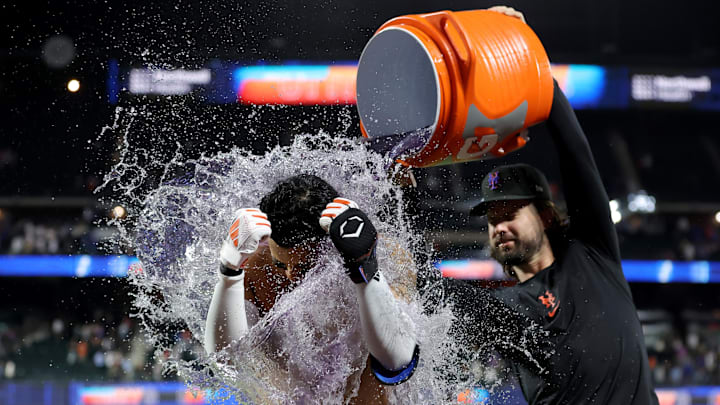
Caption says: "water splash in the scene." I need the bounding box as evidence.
[97,107,539,403]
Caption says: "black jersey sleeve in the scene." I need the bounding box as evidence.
[438,278,552,375]
[546,81,621,263]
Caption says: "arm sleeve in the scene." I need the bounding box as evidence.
[204,271,250,355]
[355,271,419,384]
[546,81,621,262]
[440,278,552,375]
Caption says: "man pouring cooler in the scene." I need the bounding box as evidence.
[357,6,659,404]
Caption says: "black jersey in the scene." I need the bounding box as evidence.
[442,83,659,404]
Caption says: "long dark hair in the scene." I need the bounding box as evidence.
[534,200,570,246]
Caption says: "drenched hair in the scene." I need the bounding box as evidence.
[501,199,569,280]
[259,174,339,248]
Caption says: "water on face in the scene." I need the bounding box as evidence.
[97,106,538,403]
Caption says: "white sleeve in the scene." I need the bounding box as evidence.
[356,272,417,371]
[204,271,251,355]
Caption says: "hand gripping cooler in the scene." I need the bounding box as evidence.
[357,9,554,167]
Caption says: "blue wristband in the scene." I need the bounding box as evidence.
[370,345,420,385]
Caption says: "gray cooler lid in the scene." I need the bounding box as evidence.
[356,27,441,139]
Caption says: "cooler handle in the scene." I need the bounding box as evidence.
[441,16,472,79]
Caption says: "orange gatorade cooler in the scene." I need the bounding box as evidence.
[357,9,554,167]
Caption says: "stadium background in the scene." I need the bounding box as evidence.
[2,0,720,404]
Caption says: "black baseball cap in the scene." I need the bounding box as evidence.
[469,163,552,216]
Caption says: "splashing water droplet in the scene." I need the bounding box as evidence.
[98,110,531,403]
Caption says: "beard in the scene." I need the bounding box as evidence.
[489,227,545,268]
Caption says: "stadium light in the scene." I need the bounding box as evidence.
[111,205,127,219]
[609,199,622,224]
[627,190,656,213]
[715,211,720,225]
[67,79,80,92]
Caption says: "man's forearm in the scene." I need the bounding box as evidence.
[442,278,550,374]
[356,272,417,369]
[204,270,250,355]
[356,271,420,384]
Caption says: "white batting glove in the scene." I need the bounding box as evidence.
[219,208,271,271]
[319,198,359,233]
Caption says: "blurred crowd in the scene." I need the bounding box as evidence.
[0,310,202,382]
[0,209,124,256]
[643,312,720,386]
[1,207,719,261]
[617,213,720,261]
[1,308,718,387]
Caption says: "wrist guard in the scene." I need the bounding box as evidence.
[219,263,243,277]
[329,208,379,284]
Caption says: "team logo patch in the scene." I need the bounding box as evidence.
[340,216,364,238]
[488,171,500,190]
[538,290,560,318]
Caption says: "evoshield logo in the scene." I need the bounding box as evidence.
[339,216,364,238]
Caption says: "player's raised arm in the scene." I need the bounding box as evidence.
[488,5,619,261]
[546,82,621,262]
[204,208,271,355]
[321,198,420,384]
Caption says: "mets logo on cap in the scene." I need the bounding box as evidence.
[488,171,500,190]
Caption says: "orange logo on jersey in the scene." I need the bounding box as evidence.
[538,290,560,318]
